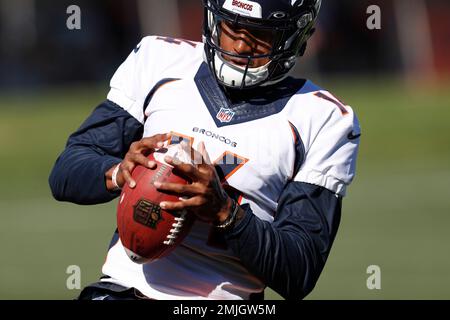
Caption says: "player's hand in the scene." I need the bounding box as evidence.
[105,133,169,191]
[154,142,233,224]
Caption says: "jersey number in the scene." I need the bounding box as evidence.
[155,36,197,48]
[314,92,349,115]
[169,132,248,249]
[168,132,248,183]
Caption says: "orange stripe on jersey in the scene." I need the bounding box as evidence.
[314,92,349,115]
[144,78,180,121]
[286,121,305,181]
[213,151,249,182]
[168,131,194,148]
[225,152,249,181]
[159,79,179,90]
[225,163,245,181]
[288,121,298,144]
[156,36,198,48]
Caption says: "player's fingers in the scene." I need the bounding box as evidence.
[153,181,200,197]
[139,133,169,150]
[164,156,202,181]
[127,152,157,169]
[179,140,196,164]
[160,196,206,211]
[167,145,217,183]
[192,148,204,167]
[193,142,218,182]
[178,142,199,166]
[128,134,168,153]
[120,163,136,188]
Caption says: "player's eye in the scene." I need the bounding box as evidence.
[221,21,273,52]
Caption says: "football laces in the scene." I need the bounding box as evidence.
[163,211,187,245]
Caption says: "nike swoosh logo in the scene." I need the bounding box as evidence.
[348,131,361,140]
[134,45,141,53]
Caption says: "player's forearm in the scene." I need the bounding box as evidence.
[225,182,342,300]
[225,213,321,299]
[49,146,122,204]
[49,100,143,205]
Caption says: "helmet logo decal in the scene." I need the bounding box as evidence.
[223,0,262,18]
[216,107,236,123]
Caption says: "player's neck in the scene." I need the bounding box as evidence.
[222,84,274,104]
[221,77,306,105]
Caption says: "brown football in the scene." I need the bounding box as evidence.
[116,145,195,264]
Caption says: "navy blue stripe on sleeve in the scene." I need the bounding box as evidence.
[143,78,180,122]
[49,100,144,205]
[225,181,342,300]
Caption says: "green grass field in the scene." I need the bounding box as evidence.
[1,78,449,299]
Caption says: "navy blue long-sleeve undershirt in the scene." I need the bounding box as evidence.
[49,100,342,299]
[226,182,341,299]
[49,100,143,204]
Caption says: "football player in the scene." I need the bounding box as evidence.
[49,0,360,300]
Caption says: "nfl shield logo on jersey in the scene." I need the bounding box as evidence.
[216,107,235,123]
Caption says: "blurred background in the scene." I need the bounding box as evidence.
[0,0,449,299]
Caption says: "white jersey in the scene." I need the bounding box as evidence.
[102,36,360,300]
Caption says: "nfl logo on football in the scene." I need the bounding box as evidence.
[216,107,235,123]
